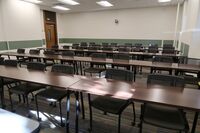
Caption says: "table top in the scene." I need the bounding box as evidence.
[0,66,81,89]
[0,65,199,111]
[0,108,40,133]
[69,77,200,111]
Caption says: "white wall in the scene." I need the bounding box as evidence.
[179,0,200,58]
[1,0,43,41]
[59,6,179,40]
[0,0,5,41]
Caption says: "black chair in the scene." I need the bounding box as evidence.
[84,53,106,77]
[162,48,176,54]
[132,43,144,52]
[43,50,55,66]
[88,69,136,133]
[102,43,110,47]
[124,43,132,48]
[0,57,4,65]
[178,58,200,89]
[80,42,88,49]
[63,45,70,49]
[163,44,173,49]
[8,62,46,113]
[139,74,189,133]
[16,49,26,66]
[61,51,77,73]
[28,49,40,62]
[72,43,79,49]
[110,43,118,47]
[118,47,131,52]
[151,56,174,75]
[148,45,159,53]
[112,54,131,70]
[51,45,59,49]
[35,64,74,126]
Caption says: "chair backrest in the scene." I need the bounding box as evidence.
[105,69,133,82]
[63,45,70,49]
[0,57,4,65]
[118,47,131,52]
[91,53,106,60]
[4,60,18,67]
[17,49,25,54]
[124,43,132,47]
[102,43,109,47]
[43,50,55,55]
[51,45,59,49]
[113,54,130,60]
[110,43,118,47]
[80,42,88,47]
[72,43,79,49]
[51,64,74,74]
[148,47,158,53]
[88,46,99,51]
[61,51,75,57]
[89,42,95,47]
[27,62,46,71]
[134,43,143,48]
[102,47,113,51]
[29,49,40,55]
[162,47,175,54]
[163,44,173,49]
[147,74,185,88]
[153,56,173,63]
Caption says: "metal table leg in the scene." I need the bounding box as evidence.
[191,112,199,133]
[66,91,70,133]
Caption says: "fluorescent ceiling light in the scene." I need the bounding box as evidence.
[23,0,42,4]
[53,5,70,11]
[58,0,80,5]
[96,1,113,7]
[158,0,171,3]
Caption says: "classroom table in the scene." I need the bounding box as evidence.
[0,108,40,133]
[0,65,199,133]
[0,52,199,81]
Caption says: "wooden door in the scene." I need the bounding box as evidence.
[45,24,57,48]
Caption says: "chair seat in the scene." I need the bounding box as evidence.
[142,104,187,130]
[9,83,44,95]
[92,96,129,114]
[84,68,105,73]
[36,88,68,101]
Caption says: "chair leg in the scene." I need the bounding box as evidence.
[139,121,143,133]
[58,101,64,126]
[35,95,41,121]
[18,95,21,102]
[9,92,14,112]
[132,102,136,126]
[118,114,121,133]
[25,95,31,118]
[88,94,93,131]
[80,92,85,119]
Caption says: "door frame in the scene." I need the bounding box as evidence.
[43,10,58,48]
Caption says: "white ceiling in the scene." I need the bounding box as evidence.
[38,0,185,13]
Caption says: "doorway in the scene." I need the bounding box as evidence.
[43,10,58,48]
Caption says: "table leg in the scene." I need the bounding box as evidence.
[133,66,136,82]
[66,91,70,133]
[191,112,199,133]
[75,92,80,133]
[80,61,83,75]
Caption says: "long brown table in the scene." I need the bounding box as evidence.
[0,65,199,132]
[41,47,184,58]
[0,52,199,81]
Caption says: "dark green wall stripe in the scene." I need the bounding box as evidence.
[9,40,43,50]
[59,38,175,47]
[0,41,8,50]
